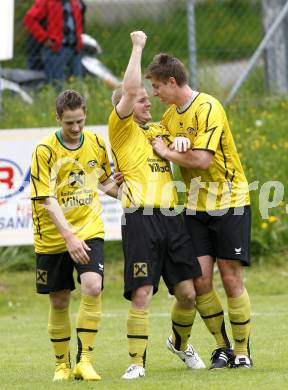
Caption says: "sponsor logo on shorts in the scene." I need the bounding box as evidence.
[133,262,148,278]
[36,269,48,285]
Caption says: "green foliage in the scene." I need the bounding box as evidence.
[0,76,114,128]
[0,246,34,272]
[227,96,288,258]
[10,0,261,72]
[196,0,261,62]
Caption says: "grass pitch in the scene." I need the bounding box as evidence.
[0,261,288,390]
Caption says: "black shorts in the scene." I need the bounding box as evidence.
[184,206,251,266]
[121,209,202,300]
[35,238,104,294]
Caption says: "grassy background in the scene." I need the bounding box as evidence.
[0,262,288,389]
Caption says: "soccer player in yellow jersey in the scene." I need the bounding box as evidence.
[108,32,204,379]
[145,54,252,369]
[30,90,120,381]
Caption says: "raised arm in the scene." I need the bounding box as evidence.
[116,31,147,118]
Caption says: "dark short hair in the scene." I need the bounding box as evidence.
[56,90,87,118]
[145,53,187,86]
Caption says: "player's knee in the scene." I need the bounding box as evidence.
[176,289,196,307]
[84,283,102,297]
[221,274,244,296]
[174,280,196,307]
[132,286,153,309]
[194,275,213,295]
[50,294,70,310]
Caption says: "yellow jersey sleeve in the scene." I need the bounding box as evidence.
[108,109,134,151]
[30,144,56,199]
[94,133,112,183]
[192,99,225,152]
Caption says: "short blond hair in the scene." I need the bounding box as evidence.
[111,81,146,107]
[111,84,123,107]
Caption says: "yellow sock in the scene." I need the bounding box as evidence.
[48,306,71,365]
[196,289,230,348]
[76,294,101,363]
[171,301,196,351]
[228,288,251,356]
[127,308,149,367]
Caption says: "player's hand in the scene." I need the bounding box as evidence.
[64,235,91,264]
[44,38,56,48]
[170,137,191,152]
[130,31,147,49]
[113,171,124,186]
[151,136,169,159]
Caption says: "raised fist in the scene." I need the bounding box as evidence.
[130,31,147,48]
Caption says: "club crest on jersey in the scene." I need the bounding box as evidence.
[87,159,97,168]
[187,127,195,134]
[68,169,85,187]
[133,262,148,278]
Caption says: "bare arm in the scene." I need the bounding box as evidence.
[99,176,122,199]
[151,137,213,170]
[116,31,147,118]
[43,197,91,264]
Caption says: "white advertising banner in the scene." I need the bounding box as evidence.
[0,126,122,246]
[0,0,14,60]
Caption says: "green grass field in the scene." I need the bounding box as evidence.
[1,261,288,390]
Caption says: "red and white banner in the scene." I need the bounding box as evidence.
[0,126,122,246]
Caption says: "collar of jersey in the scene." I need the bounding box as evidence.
[140,124,150,130]
[56,129,84,150]
[177,90,200,113]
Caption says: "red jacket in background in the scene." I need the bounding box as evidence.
[24,0,83,52]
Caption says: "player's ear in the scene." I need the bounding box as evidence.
[56,113,61,122]
[168,76,177,86]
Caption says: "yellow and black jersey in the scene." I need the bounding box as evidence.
[108,108,177,209]
[161,92,250,211]
[30,129,111,253]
